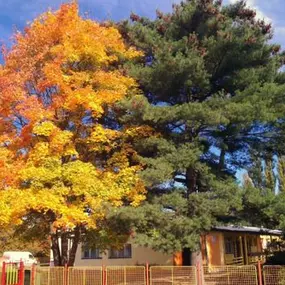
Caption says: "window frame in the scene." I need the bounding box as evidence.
[225,237,235,255]
[109,244,132,259]
[81,245,102,260]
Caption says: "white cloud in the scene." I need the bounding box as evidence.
[229,0,272,24]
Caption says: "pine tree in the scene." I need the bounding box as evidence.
[118,0,285,265]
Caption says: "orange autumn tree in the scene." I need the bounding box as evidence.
[0,3,145,266]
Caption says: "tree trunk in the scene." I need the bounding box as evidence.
[51,232,61,266]
[190,250,203,266]
[193,250,205,285]
[185,167,204,267]
[219,147,226,170]
[61,232,68,266]
[186,167,197,195]
[68,227,80,267]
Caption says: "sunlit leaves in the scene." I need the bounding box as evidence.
[0,3,144,234]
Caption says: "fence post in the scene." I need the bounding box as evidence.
[227,266,230,285]
[82,268,86,285]
[146,263,149,285]
[257,261,263,285]
[1,262,6,285]
[64,264,68,285]
[149,265,152,285]
[30,264,36,285]
[124,267,127,285]
[103,265,106,285]
[196,262,201,285]
[18,261,25,285]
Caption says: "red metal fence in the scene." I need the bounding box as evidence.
[1,262,24,285]
[3,261,285,285]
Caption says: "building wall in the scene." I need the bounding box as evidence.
[74,243,174,266]
[205,232,224,266]
[256,235,262,252]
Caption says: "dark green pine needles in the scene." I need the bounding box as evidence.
[115,0,285,263]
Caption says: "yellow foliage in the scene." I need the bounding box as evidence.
[0,3,145,234]
[88,125,120,152]
[33,121,57,137]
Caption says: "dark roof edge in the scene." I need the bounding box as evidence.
[212,226,283,236]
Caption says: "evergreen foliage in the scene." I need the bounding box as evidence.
[117,0,285,261]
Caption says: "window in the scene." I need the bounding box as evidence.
[247,236,258,253]
[81,245,101,259]
[225,237,235,254]
[224,236,242,257]
[109,244,132,259]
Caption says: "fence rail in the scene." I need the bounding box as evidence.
[68,267,102,285]
[263,265,285,285]
[3,262,285,285]
[106,266,145,285]
[203,265,258,285]
[150,266,197,285]
[34,266,65,285]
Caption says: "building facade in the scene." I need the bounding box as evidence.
[52,226,282,267]
[200,226,282,266]
[74,241,174,266]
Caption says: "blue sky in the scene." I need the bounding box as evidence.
[0,0,285,47]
